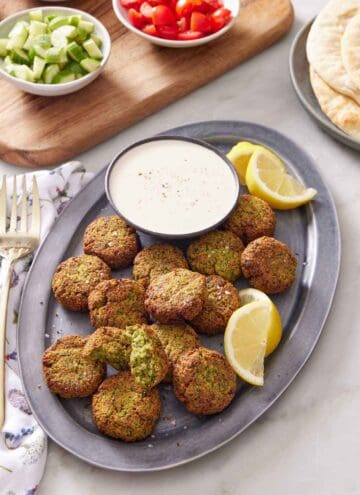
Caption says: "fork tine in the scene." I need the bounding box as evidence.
[9,176,17,232]
[20,176,27,233]
[31,176,40,238]
[0,176,6,234]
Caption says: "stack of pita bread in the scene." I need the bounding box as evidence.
[307,0,360,140]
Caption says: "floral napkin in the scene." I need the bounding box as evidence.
[0,162,94,495]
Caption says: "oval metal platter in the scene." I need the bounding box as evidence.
[18,121,340,472]
[290,20,360,151]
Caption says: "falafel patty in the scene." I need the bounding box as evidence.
[83,326,132,370]
[173,347,236,415]
[92,372,161,442]
[83,216,140,269]
[145,268,206,323]
[241,236,297,294]
[151,323,200,381]
[51,254,111,312]
[133,243,189,288]
[88,278,147,328]
[223,194,276,244]
[42,335,105,399]
[187,230,244,282]
[129,325,169,389]
[191,275,241,335]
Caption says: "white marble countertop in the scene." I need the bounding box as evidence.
[1,0,360,493]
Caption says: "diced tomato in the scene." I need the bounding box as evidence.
[142,23,157,35]
[177,30,203,40]
[152,4,177,25]
[157,24,178,38]
[190,11,211,33]
[210,7,232,31]
[203,0,222,11]
[140,1,154,19]
[175,0,195,18]
[177,16,189,32]
[120,0,140,9]
[128,8,146,27]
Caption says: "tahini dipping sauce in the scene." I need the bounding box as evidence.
[108,139,239,236]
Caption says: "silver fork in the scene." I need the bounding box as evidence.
[0,175,40,428]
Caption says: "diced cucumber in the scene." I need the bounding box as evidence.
[46,46,68,64]
[29,21,47,37]
[32,55,46,79]
[52,69,76,84]
[51,25,77,47]
[44,15,57,24]
[78,20,94,34]
[10,48,30,65]
[69,15,81,27]
[29,10,43,22]
[43,64,60,83]
[2,56,12,70]
[23,34,34,51]
[7,31,28,50]
[82,39,103,59]
[28,47,36,63]
[90,34,102,47]
[67,41,86,62]
[48,16,69,31]
[13,65,35,82]
[65,60,86,75]
[32,34,51,58]
[32,44,47,59]
[74,28,88,44]
[0,39,8,57]
[80,57,100,73]
[8,22,28,39]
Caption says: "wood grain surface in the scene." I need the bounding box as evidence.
[0,0,294,167]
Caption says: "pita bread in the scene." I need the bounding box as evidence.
[307,0,360,104]
[342,14,360,89]
[310,66,360,140]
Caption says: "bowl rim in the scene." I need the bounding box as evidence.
[0,6,111,89]
[112,0,240,48]
[105,135,240,239]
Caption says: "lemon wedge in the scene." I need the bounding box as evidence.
[227,142,283,185]
[238,289,282,357]
[245,149,317,209]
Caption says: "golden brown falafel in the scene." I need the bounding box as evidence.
[173,347,236,415]
[83,326,132,370]
[191,275,241,335]
[187,230,244,282]
[92,372,161,442]
[51,255,111,312]
[150,323,200,381]
[42,335,105,399]
[83,216,140,269]
[223,194,276,244]
[241,236,297,294]
[145,268,206,323]
[133,243,189,289]
[88,278,147,328]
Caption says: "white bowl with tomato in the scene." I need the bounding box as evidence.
[112,0,239,47]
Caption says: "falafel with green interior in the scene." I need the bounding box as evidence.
[51,254,111,312]
[151,323,200,381]
[173,347,236,415]
[191,275,241,335]
[223,194,276,244]
[83,326,132,370]
[145,268,206,323]
[42,335,105,399]
[129,325,169,389]
[187,230,244,282]
[83,216,140,269]
[133,243,189,288]
[92,372,161,442]
[88,278,147,328]
[241,236,297,294]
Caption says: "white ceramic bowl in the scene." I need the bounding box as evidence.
[112,0,240,48]
[0,6,111,96]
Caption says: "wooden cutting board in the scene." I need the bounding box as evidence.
[0,0,294,167]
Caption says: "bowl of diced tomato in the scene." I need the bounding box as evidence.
[112,0,239,47]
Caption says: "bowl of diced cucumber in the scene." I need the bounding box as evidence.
[0,7,111,96]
